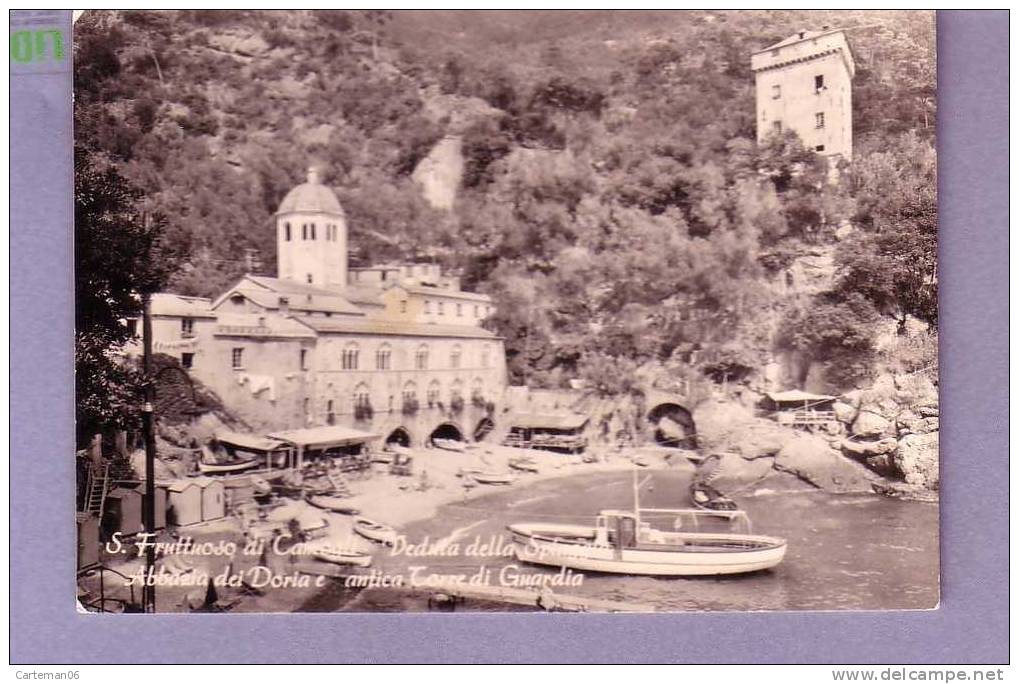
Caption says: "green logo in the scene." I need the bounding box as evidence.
[10,29,65,64]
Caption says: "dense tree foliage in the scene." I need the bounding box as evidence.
[74,9,936,404]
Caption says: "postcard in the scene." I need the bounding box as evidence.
[72,10,938,614]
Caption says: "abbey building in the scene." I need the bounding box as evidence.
[137,168,507,446]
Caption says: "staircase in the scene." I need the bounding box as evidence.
[84,462,111,519]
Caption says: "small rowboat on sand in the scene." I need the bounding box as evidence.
[508,457,540,473]
[309,544,373,567]
[433,438,468,452]
[468,471,516,485]
[307,495,360,516]
[197,457,258,475]
[353,517,400,546]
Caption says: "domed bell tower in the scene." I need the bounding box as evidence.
[276,166,348,290]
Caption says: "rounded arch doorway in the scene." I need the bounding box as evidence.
[472,417,495,442]
[429,422,464,447]
[647,403,696,448]
[385,426,412,448]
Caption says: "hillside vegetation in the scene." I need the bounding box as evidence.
[74,10,936,397]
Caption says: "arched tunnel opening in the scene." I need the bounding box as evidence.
[472,417,495,442]
[429,422,464,445]
[386,427,412,448]
[647,403,697,448]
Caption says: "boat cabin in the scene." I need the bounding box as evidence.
[503,413,590,454]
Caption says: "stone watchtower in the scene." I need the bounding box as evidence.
[751,28,855,161]
[275,167,348,289]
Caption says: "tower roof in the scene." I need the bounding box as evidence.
[277,166,344,215]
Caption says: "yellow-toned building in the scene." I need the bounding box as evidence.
[752,28,855,160]
[144,168,507,446]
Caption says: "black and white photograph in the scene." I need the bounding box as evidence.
[72,9,939,614]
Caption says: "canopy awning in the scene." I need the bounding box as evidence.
[268,425,380,450]
[508,413,590,431]
[214,429,285,452]
[766,390,836,404]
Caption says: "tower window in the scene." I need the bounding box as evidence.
[302,224,308,240]
[284,222,291,241]
[400,300,408,314]
[300,348,309,370]
[772,120,782,135]
[456,303,462,317]
[438,301,445,315]
[310,223,316,240]
[424,300,431,314]
[231,348,244,369]
[814,74,825,91]
[815,145,825,152]
[306,274,313,284]
[771,84,781,99]
[815,112,825,129]
[181,352,194,369]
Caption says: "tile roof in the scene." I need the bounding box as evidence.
[150,293,216,318]
[269,425,380,448]
[296,316,500,340]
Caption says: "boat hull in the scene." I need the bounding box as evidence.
[354,518,399,546]
[197,459,258,474]
[508,526,787,577]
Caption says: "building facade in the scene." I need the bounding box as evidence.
[751,28,855,160]
[136,168,507,445]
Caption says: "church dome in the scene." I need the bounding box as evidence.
[277,167,344,215]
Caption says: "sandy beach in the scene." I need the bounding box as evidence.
[80,442,687,614]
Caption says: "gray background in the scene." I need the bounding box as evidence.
[9,10,1008,664]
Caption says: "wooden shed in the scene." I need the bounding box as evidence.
[166,480,203,526]
[105,487,143,536]
[76,512,100,571]
[196,477,226,522]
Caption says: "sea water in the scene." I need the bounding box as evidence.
[307,469,939,612]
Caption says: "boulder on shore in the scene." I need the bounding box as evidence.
[832,400,858,425]
[773,433,874,493]
[894,432,939,490]
[699,453,776,493]
[852,410,890,439]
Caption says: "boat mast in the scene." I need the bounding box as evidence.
[632,469,640,522]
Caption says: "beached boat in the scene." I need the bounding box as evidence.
[433,438,468,452]
[354,517,400,546]
[309,544,373,567]
[871,481,939,503]
[197,456,258,474]
[470,471,516,485]
[508,456,540,473]
[307,495,360,516]
[690,481,739,512]
[507,473,786,577]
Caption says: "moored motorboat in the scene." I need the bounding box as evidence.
[690,481,739,512]
[353,517,400,546]
[507,472,786,577]
[307,495,360,515]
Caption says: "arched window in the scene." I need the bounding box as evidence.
[342,342,360,370]
[450,378,464,402]
[402,381,418,413]
[326,399,335,425]
[376,343,392,371]
[352,383,371,418]
[427,379,441,407]
[450,344,462,369]
[415,344,429,370]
